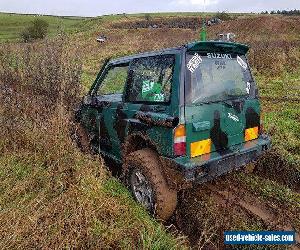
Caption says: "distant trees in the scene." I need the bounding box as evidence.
[215,11,231,21]
[144,13,152,22]
[21,18,49,42]
[261,9,300,15]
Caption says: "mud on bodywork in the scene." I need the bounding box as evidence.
[75,40,271,191]
[210,110,229,151]
[135,111,179,128]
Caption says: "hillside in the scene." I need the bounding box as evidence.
[0,12,299,249]
[0,12,90,42]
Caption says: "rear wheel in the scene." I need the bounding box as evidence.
[124,149,177,221]
[129,168,154,212]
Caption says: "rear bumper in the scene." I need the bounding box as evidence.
[162,134,271,184]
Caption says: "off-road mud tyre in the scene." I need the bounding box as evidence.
[72,123,91,153]
[124,149,177,221]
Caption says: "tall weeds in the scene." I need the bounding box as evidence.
[0,36,183,249]
[0,36,81,148]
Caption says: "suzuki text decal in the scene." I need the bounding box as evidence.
[228,112,239,122]
[207,53,232,59]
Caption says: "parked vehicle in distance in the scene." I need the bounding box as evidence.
[96,35,107,43]
[73,40,271,220]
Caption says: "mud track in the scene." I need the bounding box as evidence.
[175,177,300,250]
[104,158,299,249]
[205,183,300,249]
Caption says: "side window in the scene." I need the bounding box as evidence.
[97,64,129,95]
[126,55,175,103]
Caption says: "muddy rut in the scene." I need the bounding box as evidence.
[175,176,300,249]
[104,159,299,249]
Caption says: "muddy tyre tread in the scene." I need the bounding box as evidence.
[124,148,177,221]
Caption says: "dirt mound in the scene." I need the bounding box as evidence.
[112,16,206,30]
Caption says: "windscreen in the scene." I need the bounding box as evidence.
[185,52,255,104]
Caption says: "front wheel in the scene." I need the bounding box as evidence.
[124,149,177,221]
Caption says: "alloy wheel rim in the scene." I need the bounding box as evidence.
[130,168,153,211]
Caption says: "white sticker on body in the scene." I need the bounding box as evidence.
[228,112,239,122]
[237,55,248,70]
[187,53,202,73]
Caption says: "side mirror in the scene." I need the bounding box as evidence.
[83,95,93,105]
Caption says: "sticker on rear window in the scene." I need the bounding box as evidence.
[237,55,248,70]
[246,82,251,94]
[207,53,232,59]
[187,53,202,73]
[153,93,165,102]
[142,80,154,93]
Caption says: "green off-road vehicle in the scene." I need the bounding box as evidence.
[74,40,271,220]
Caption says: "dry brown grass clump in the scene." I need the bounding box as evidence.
[111,16,206,30]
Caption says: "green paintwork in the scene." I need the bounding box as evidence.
[184,99,260,157]
[76,40,270,180]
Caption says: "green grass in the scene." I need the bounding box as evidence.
[237,173,300,208]
[101,178,185,249]
[256,71,300,164]
[0,12,90,42]
[0,155,186,249]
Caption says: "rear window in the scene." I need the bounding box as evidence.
[186,52,255,104]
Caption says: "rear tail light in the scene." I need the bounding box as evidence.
[174,124,186,156]
[245,126,259,141]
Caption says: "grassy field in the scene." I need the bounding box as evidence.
[0,12,299,249]
[0,12,91,42]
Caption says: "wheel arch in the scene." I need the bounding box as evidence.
[122,132,159,158]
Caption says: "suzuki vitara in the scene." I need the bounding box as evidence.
[74,40,271,220]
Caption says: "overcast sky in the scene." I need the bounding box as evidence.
[0,0,299,17]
